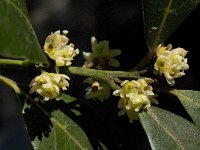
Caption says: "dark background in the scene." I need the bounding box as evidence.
[0,0,200,149]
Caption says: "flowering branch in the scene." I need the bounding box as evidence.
[68,66,140,90]
[0,59,34,67]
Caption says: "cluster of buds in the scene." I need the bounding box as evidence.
[84,77,111,102]
[113,79,158,122]
[44,30,79,66]
[29,72,70,101]
[82,37,121,101]
[154,44,189,86]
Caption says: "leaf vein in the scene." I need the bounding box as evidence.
[153,0,173,50]
[51,118,88,150]
[147,109,185,150]
[52,127,57,150]
[172,90,200,108]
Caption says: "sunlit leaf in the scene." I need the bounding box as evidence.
[171,89,200,127]
[32,109,92,150]
[23,98,92,150]
[0,0,48,65]
[143,0,200,51]
[139,106,200,150]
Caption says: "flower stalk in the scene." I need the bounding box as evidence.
[68,66,140,90]
[0,59,34,67]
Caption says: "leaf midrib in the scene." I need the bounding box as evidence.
[22,90,88,150]
[147,109,184,150]
[171,90,200,108]
[152,0,174,50]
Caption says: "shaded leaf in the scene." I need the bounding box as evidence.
[23,99,92,150]
[32,109,92,150]
[61,93,77,104]
[0,0,48,65]
[143,0,200,51]
[171,89,200,127]
[139,106,200,150]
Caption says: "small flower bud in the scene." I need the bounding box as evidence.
[84,77,111,102]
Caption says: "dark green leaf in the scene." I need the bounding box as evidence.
[171,89,200,127]
[32,109,92,150]
[143,0,200,51]
[139,106,200,150]
[0,0,48,65]
[60,93,77,103]
[23,99,92,150]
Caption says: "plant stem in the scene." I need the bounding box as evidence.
[69,66,140,79]
[68,66,140,90]
[55,66,60,73]
[0,75,21,94]
[0,59,34,67]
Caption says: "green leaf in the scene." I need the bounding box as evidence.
[32,109,92,150]
[0,0,48,65]
[170,89,200,127]
[23,98,92,150]
[60,93,77,103]
[139,106,200,150]
[143,0,200,51]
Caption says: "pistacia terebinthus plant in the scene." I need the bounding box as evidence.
[29,30,189,123]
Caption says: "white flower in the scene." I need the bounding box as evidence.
[154,44,189,86]
[54,44,79,66]
[113,79,157,123]
[29,72,70,100]
[44,30,69,58]
[39,82,60,101]
[43,30,79,66]
[49,73,70,90]
[82,37,121,69]
[84,77,111,102]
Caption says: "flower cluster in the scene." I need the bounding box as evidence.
[29,30,79,101]
[82,37,121,101]
[44,30,79,66]
[154,44,189,86]
[82,37,121,69]
[84,77,111,102]
[29,72,70,101]
[113,79,157,122]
